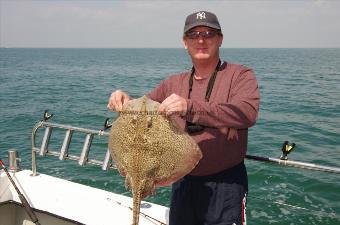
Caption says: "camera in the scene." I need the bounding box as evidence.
[186,121,205,134]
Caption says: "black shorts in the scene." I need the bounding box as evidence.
[169,162,248,225]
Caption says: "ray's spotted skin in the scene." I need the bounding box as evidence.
[108,96,202,225]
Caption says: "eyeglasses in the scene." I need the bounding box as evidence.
[185,30,221,39]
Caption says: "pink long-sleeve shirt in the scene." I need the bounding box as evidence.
[147,61,260,176]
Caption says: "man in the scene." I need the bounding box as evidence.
[108,11,259,225]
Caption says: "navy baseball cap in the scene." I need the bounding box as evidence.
[184,11,221,33]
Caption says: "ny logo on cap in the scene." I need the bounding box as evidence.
[196,12,206,20]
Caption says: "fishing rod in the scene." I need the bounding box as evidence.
[0,159,41,225]
[246,141,340,174]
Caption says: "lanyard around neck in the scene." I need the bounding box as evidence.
[188,60,222,102]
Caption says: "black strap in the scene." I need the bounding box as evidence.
[188,60,222,102]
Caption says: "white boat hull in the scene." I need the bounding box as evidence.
[0,170,169,225]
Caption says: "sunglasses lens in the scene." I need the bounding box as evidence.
[203,31,216,38]
[186,31,219,39]
[186,31,199,39]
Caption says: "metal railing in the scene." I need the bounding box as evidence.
[30,111,340,176]
[245,154,340,174]
[31,113,113,176]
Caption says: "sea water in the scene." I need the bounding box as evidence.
[0,48,339,224]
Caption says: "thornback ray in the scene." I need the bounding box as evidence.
[108,95,202,225]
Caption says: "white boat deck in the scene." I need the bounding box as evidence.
[0,169,169,225]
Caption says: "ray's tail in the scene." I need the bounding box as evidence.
[132,190,142,225]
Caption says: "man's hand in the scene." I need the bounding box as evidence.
[159,94,188,116]
[107,90,131,111]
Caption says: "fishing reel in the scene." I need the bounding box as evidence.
[280,141,296,160]
[43,110,53,121]
[103,118,113,130]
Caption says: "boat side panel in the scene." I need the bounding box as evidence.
[0,201,83,225]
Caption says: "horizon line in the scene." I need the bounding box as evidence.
[1,46,340,49]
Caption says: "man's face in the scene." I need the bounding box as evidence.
[183,26,223,61]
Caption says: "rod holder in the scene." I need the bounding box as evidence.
[102,149,112,170]
[40,126,52,156]
[7,149,21,172]
[59,130,73,160]
[79,134,94,166]
[31,120,113,172]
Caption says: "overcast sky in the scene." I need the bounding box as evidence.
[1,0,340,48]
